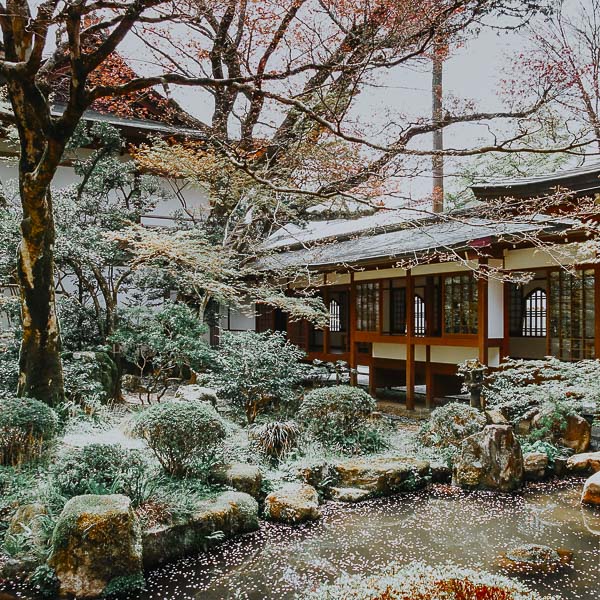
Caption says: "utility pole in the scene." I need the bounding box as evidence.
[432,42,444,213]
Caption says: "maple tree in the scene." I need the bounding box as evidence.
[0,0,562,404]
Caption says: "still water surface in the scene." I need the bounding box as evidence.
[3,479,599,599]
[133,479,599,600]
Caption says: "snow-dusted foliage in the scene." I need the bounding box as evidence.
[304,562,558,600]
[485,357,600,423]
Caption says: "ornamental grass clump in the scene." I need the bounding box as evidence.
[132,401,226,477]
[304,562,558,600]
[298,385,385,454]
[251,420,300,461]
[0,396,58,466]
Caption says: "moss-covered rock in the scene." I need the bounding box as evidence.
[264,483,320,524]
[333,457,430,496]
[211,463,262,497]
[453,425,523,492]
[48,494,143,599]
[142,491,258,568]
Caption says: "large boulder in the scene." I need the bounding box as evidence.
[582,472,600,506]
[48,494,143,599]
[453,425,524,492]
[142,491,258,568]
[531,411,591,454]
[333,457,430,496]
[567,452,600,474]
[174,384,218,407]
[211,463,262,498]
[523,452,548,481]
[264,483,320,524]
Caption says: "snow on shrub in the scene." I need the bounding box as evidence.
[303,562,558,600]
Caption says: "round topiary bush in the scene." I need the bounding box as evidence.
[298,386,383,453]
[52,443,151,505]
[0,396,58,466]
[304,562,552,599]
[132,401,226,476]
[420,402,487,449]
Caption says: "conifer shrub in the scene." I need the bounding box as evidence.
[132,401,226,476]
[0,397,58,466]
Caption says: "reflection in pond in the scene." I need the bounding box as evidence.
[131,479,599,600]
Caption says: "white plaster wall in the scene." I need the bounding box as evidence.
[430,345,478,364]
[488,276,504,339]
[355,267,406,281]
[504,243,592,270]
[228,305,256,331]
[413,261,477,276]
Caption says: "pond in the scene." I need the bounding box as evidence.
[131,479,599,600]
[2,479,598,600]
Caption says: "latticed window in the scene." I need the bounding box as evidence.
[329,299,341,332]
[390,287,406,333]
[443,274,478,334]
[550,269,595,360]
[356,282,379,331]
[414,294,426,335]
[523,288,546,337]
[508,284,523,336]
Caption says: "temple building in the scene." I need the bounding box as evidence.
[243,163,600,409]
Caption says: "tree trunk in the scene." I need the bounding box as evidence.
[17,183,64,405]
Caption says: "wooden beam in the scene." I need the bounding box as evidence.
[502,274,510,360]
[406,269,415,410]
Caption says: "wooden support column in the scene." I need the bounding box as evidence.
[406,269,415,410]
[425,345,434,409]
[477,264,489,365]
[349,272,357,386]
[425,276,434,408]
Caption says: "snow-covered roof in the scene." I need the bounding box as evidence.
[264,207,431,250]
[471,162,600,200]
[259,216,568,271]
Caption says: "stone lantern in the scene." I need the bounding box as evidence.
[461,359,486,410]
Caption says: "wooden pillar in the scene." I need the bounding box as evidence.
[477,264,489,365]
[349,272,357,386]
[425,345,434,409]
[425,276,434,408]
[406,269,415,410]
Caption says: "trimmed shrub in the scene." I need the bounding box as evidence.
[298,386,384,453]
[52,443,153,506]
[251,420,300,461]
[132,401,226,476]
[419,402,486,449]
[207,331,305,424]
[0,397,58,466]
[304,562,554,599]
